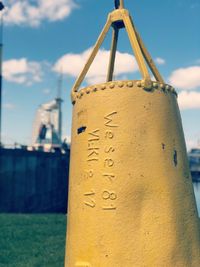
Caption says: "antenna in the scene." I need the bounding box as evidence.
[57,71,63,100]
[56,71,63,143]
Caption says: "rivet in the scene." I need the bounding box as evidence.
[101,85,106,90]
[118,82,124,88]
[93,87,98,92]
[137,81,142,87]
[140,80,153,91]
[153,82,158,88]
[141,81,145,87]
[86,88,90,94]
[127,81,133,87]
[109,83,115,89]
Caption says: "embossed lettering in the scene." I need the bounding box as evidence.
[87,158,98,162]
[101,112,119,211]
[104,111,118,128]
[84,190,95,196]
[102,190,117,200]
[105,130,114,139]
[104,158,114,167]
[103,173,115,181]
[104,146,115,153]
[102,205,117,210]
[84,201,95,208]
[88,147,99,157]
[82,169,94,179]
[87,129,100,162]
[84,191,96,208]
[102,190,117,210]
[88,129,100,141]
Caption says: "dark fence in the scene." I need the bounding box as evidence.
[0,148,70,213]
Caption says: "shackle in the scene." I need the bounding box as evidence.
[70,0,165,103]
[115,0,124,9]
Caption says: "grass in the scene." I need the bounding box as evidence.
[0,214,66,267]
[2,214,199,267]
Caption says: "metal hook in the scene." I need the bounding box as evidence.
[114,0,124,9]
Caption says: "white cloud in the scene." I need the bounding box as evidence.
[43,88,51,95]
[178,91,200,110]
[169,66,200,90]
[186,139,198,151]
[54,48,139,85]
[4,0,77,27]
[155,57,166,65]
[3,103,16,110]
[3,58,43,85]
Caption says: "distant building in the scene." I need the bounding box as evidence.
[32,97,63,152]
[188,149,200,182]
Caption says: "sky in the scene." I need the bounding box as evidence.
[1,0,200,150]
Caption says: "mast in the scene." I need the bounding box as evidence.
[56,73,63,143]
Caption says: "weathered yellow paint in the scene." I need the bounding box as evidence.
[65,1,200,266]
[65,81,200,266]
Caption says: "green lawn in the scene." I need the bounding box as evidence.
[0,214,66,267]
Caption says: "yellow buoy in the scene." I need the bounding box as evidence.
[65,1,200,266]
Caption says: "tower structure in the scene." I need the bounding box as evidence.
[55,73,63,142]
[32,76,63,151]
[65,1,200,266]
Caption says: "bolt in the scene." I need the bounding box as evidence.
[109,83,115,89]
[77,93,81,99]
[118,82,124,88]
[86,88,91,94]
[127,81,133,87]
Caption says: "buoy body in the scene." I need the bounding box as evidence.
[65,81,200,267]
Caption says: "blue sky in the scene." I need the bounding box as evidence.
[1,0,200,149]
